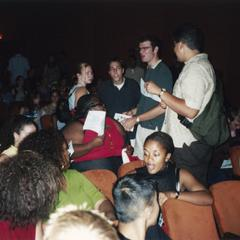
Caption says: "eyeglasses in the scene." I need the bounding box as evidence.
[138,46,152,52]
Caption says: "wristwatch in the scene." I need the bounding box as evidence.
[136,116,140,123]
[159,88,166,97]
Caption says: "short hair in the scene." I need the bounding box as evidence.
[19,129,67,169]
[113,174,156,223]
[44,206,119,240]
[75,94,102,119]
[138,35,162,56]
[108,57,125,69]
[144,131,174,154]
[0,151,63,228]
[0,115,37,152]
[173,23,205,52]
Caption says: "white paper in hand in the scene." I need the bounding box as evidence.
[114,113,134,132]
[83,110,106,136]
[140,78,161,102]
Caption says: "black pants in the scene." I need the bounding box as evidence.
[173,141,213,186]
[70,156,123,175]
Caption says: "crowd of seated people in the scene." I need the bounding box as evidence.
[0,26,239,240]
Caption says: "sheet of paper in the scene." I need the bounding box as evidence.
[140,78,161,102]
[114,113,134,132]
[83,110,106,136]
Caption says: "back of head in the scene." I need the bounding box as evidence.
[75,94,100,119]
[0,151,62,227]
[113,174,156,223]
[18,129,66,169]
[44,206,119,240]
[173,23,205,52]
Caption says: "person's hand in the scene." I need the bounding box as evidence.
[145,81,161,96]
[160,101,167,109]
[122,108,137,116]
[92,135,104,147]
[122,117,137,132]
[159,191,177,206]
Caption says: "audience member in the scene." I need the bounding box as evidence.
[145,24,216,185]
[136,131,212,207]
[113,174,170,240]
[0,151,63,240]
[11,75,28,102]
[43,55,61,88]
[122,35,173,159]
[63,94,125,174]
[97,58,140,144]
[68,62,94,111]
[44,205,119,240]
[19,129,116,221]
[40,89,60,116]
[125,53,144,85]
[0,115,37,162]
[8,49,30,85]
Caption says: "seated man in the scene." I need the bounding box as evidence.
[113,174,170,240]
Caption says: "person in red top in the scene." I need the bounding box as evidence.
[63,94,126,174]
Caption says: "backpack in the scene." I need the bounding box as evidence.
[178,78,230,147]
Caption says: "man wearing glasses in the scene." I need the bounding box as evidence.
[122,35,173,159]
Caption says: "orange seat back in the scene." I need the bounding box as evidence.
[210,180,240,237]
[40,115,54,130]
[117,160,144,178]
[229,146,240,176]
[83,169,117,203]
[162,199,219,240]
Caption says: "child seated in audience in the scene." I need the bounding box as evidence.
[113,174,170,240]
[136,131,212,207]
[44,205,119,240]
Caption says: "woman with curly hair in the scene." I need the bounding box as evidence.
[0,115,37,162]
[19,129,116,221]
[0,151,63,240]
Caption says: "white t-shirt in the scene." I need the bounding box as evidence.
[162,53,216,148]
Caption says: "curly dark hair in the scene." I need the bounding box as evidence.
[0,151,63,228]
[18,129,67,170]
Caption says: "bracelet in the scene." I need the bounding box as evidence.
[175,191,180,199]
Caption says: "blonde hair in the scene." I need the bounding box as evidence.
[44,205,119,240]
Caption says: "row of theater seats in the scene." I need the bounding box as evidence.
[83,162,240,240]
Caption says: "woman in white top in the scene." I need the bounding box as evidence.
[68,63,94,111]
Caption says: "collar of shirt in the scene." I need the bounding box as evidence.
[185,53,208,65]
[113,77,125,90]
[148,59,162,69]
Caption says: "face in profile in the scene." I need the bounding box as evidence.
[139,40,156,64]
[143,140,171,174]
[14,124,37,147]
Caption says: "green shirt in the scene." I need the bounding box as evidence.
[56,169,104,209]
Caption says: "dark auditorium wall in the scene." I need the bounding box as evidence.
[0,1,239,107]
